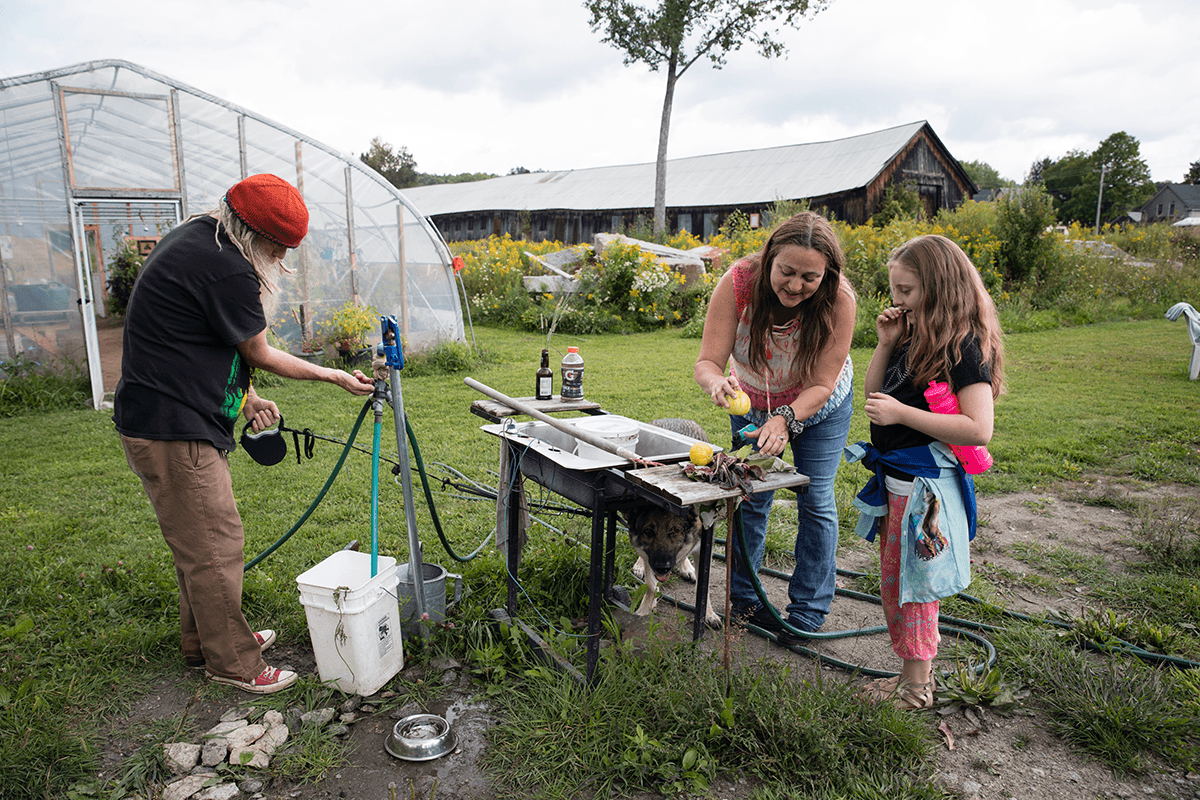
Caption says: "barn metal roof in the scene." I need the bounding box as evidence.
[404,121,930,214]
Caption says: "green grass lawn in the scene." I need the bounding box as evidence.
[2,319,1199,798]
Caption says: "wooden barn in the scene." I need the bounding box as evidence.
[404,121,976,244]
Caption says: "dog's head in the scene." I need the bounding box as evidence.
[625,507,702,580]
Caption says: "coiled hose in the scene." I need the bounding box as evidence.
[660,507,1199,674]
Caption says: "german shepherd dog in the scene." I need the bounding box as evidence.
[624,418,720,628]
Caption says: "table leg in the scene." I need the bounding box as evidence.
[604,511,617,602]
[692,521,714,642]
[586,494,607,686]
[503,442,523,616]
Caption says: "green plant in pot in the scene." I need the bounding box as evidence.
[320,301,379,358]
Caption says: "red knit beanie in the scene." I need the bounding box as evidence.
[224,174,309,248]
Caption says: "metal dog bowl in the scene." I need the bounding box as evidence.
[384,714,455,761]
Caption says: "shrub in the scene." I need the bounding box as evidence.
[994,185,1060,286]
[870,182,923,228]
[707,211,769,267]
[575,242,689,329]
[105,238,144,317]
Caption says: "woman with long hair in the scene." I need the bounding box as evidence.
[695,211,857,641]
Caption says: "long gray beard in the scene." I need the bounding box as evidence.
[259,287,279,326]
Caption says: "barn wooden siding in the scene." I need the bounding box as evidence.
[430,127,975,244]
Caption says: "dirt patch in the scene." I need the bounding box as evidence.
[95,315,123,394]
[95,482,1200,800]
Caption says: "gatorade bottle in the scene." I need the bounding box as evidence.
[535,349,553,400]
[924,381,993,474]
[561,347,584,400]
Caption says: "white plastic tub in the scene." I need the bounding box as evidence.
[296,551,404,696]
[571,415,640,460]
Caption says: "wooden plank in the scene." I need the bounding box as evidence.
[625,463,809,507]
[470,396,602,422]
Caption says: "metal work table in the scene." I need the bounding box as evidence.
[478,403,810,684]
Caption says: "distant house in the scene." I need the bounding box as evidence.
[1141,184,1200,224]
[405,121,977,244]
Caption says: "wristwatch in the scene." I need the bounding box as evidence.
[771,405,805,437]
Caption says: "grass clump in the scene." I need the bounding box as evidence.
[996,624,1200,774]
[484,623,944,799]
[0,354,90,417]
[1135,496,1200,573]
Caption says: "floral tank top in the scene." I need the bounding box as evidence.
[730,260,854,420]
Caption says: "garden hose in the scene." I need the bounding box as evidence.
[244,397,491,571]
[404,415,491,563]
[660,513,1198,673]
[664,509,998,679]
[244,399,373,571]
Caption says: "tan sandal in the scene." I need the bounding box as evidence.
[893,678,937,711]
[856,675,901,703]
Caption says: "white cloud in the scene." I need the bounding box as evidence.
[2,0,1197,183]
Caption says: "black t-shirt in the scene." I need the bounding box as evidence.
[112,216,265,451]
[870,335,992,461]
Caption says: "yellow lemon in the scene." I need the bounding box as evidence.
[689,442,714,466]
[726,390,751,416]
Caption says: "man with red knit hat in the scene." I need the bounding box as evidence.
[114,173,373,694]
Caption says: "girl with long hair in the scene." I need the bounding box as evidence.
[850,234,1004,709]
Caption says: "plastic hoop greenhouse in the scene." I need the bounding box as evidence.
[0,59,464,410]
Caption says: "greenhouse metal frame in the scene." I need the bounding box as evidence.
[0,59,464,410]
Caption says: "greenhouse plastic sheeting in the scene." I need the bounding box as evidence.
[0,59,463,410]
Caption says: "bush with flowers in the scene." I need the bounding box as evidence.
[444,195,1200,342]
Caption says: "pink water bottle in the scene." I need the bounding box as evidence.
[924,381,993,474]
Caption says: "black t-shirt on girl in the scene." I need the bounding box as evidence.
[112,216,265,451]
[870,335,991,463]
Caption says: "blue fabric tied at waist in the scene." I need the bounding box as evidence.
[844,440,978,543]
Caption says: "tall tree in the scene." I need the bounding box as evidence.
[360,137,419,189]
[1089,131,1154,223]
[1038,132,1154,226]
[1185,160,1200,184]
[585,0,829,235]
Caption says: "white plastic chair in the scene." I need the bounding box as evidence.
[1165,302,1200,380]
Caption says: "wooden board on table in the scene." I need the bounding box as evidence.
[470,396,602,422]
[625,463,810,507]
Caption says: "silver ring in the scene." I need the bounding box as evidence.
[777,435,786,441]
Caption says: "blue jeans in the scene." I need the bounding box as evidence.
[728,391,853,631]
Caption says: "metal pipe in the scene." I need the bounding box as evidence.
[463,377,641,462]
[392,361,427,633]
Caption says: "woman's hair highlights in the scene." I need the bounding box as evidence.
[889,234,1005,397]
[744,210,852,382]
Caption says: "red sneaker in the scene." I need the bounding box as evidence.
[254,629,277,652]
[208,665,298,694]
[185,629,277,670]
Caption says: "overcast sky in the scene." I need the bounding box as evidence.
[4,0,1197,185]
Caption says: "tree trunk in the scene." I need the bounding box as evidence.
[654,59,679,237]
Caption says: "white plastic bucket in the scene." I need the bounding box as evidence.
[571,415,640,460]
[397,562,463,636]
[296,551,404,696]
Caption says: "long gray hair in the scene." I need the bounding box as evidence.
[192,201,295,320]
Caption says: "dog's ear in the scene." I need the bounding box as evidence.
[620,509,640,530]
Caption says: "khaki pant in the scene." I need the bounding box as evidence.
[121,436,266,681]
